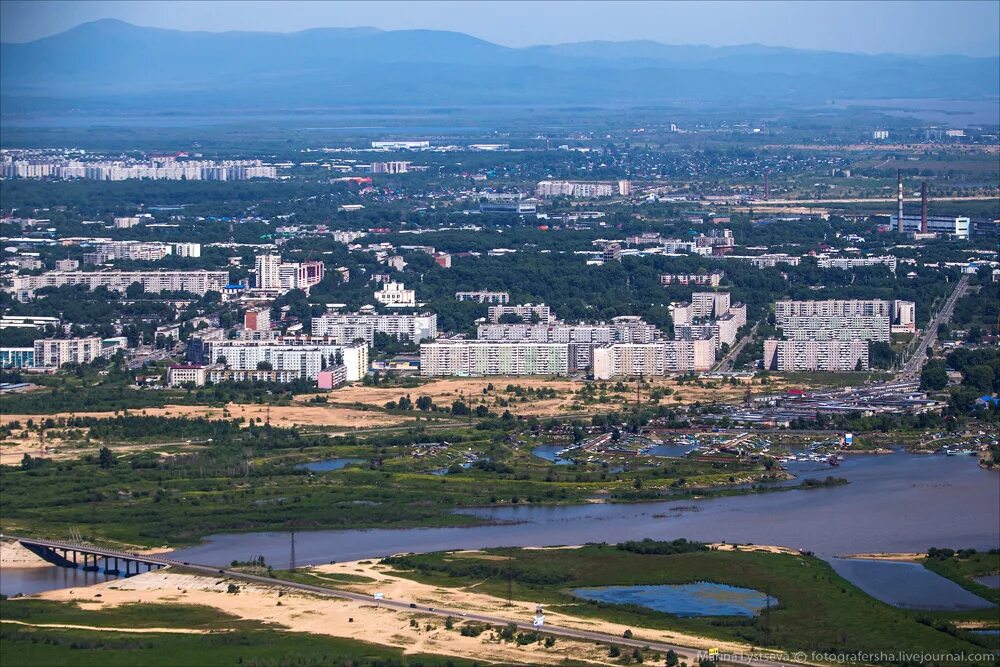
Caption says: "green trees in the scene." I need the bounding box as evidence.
[920,359,949,391]
[98,446,116,469]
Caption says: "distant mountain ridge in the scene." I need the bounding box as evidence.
[2,19,997,112]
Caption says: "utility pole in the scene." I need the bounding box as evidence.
[506,549,513,607]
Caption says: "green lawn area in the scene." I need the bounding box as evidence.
[383,544,994,661]
[0,600,474,666]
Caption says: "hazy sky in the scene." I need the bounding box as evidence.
[2,0,999,57]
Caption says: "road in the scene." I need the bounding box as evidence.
[898,274,970,380]
[713,321,759,372]
[13,536,798,666]
[759,195,998,205]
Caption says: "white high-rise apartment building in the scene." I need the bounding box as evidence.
[774,299,916,337]
[255,254,281,289]
[202,337,368,381]
[763,339,869,372]
[592,339,716,379]
[420,340,569,377]
[535,181,614,198]
[487,304,554,324]
[311,313,437,344]
[9,270,229,300]
[172,243,202,258]
[33,337,102,367]
[455,290,509,304]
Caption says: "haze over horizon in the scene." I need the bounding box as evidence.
[2,0,999,58]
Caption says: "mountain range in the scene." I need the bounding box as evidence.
[2,19,997,112]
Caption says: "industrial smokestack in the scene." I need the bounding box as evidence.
[896,170,904,234]
[920,182,928,233]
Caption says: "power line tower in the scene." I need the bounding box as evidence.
[289,529,296,571]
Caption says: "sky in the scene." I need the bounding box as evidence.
[2,0,999,57]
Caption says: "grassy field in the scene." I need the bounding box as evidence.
[382,545,995,660]
[0,599,475,667]
[923,551,1000,606]
[0,419,777,547]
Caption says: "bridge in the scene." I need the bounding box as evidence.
[11,535,798,666]
[17,537,169,576]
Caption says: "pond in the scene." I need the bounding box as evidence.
[829,559,996,611]
[973,574,1000,589]
[643,442,702,457]
[572,582,777,617]
[296,458,365,472]
[532,445,575,465]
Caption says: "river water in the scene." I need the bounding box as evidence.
[5,452,998,606]
[168,452,999,566]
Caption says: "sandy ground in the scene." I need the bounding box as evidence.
[2,619,219,635]
[841,552,926,562]
[0,540,50,569]
[15,551,768,664]
[328,376,771,417]
[0,402,410,433]
[24,571,613,665]
[331,377,580,417]
[709,543,799,555]
[317,556,755,655]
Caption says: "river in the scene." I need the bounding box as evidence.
[5,452,998,605]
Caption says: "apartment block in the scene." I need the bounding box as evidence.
[244,308,271,332]
[535,181,614,198]
[9,270,229,300]
[420,340,569,377]
[763,339,869,372]
[476,317,659,371]
[816,256,897,272]
[201,337,368,382]
[33,337,102,367]
[0,347,35,368]
[593,342,666,379]
[592,339,716,379]
[672,292,733,325]
[775,299,916,336]
[487,303,554,324]
[660,272,723,286]
[311,312,437,344]
[778,315,891,342]
[455,290,509,304]
[83,241,172,264]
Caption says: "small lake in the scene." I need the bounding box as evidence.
[830,559,996,611]
[644,442,702,457]
[973,574,1000,589]
[532,445,575,465]
[572,583,776,617]
[296,458,365,472]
